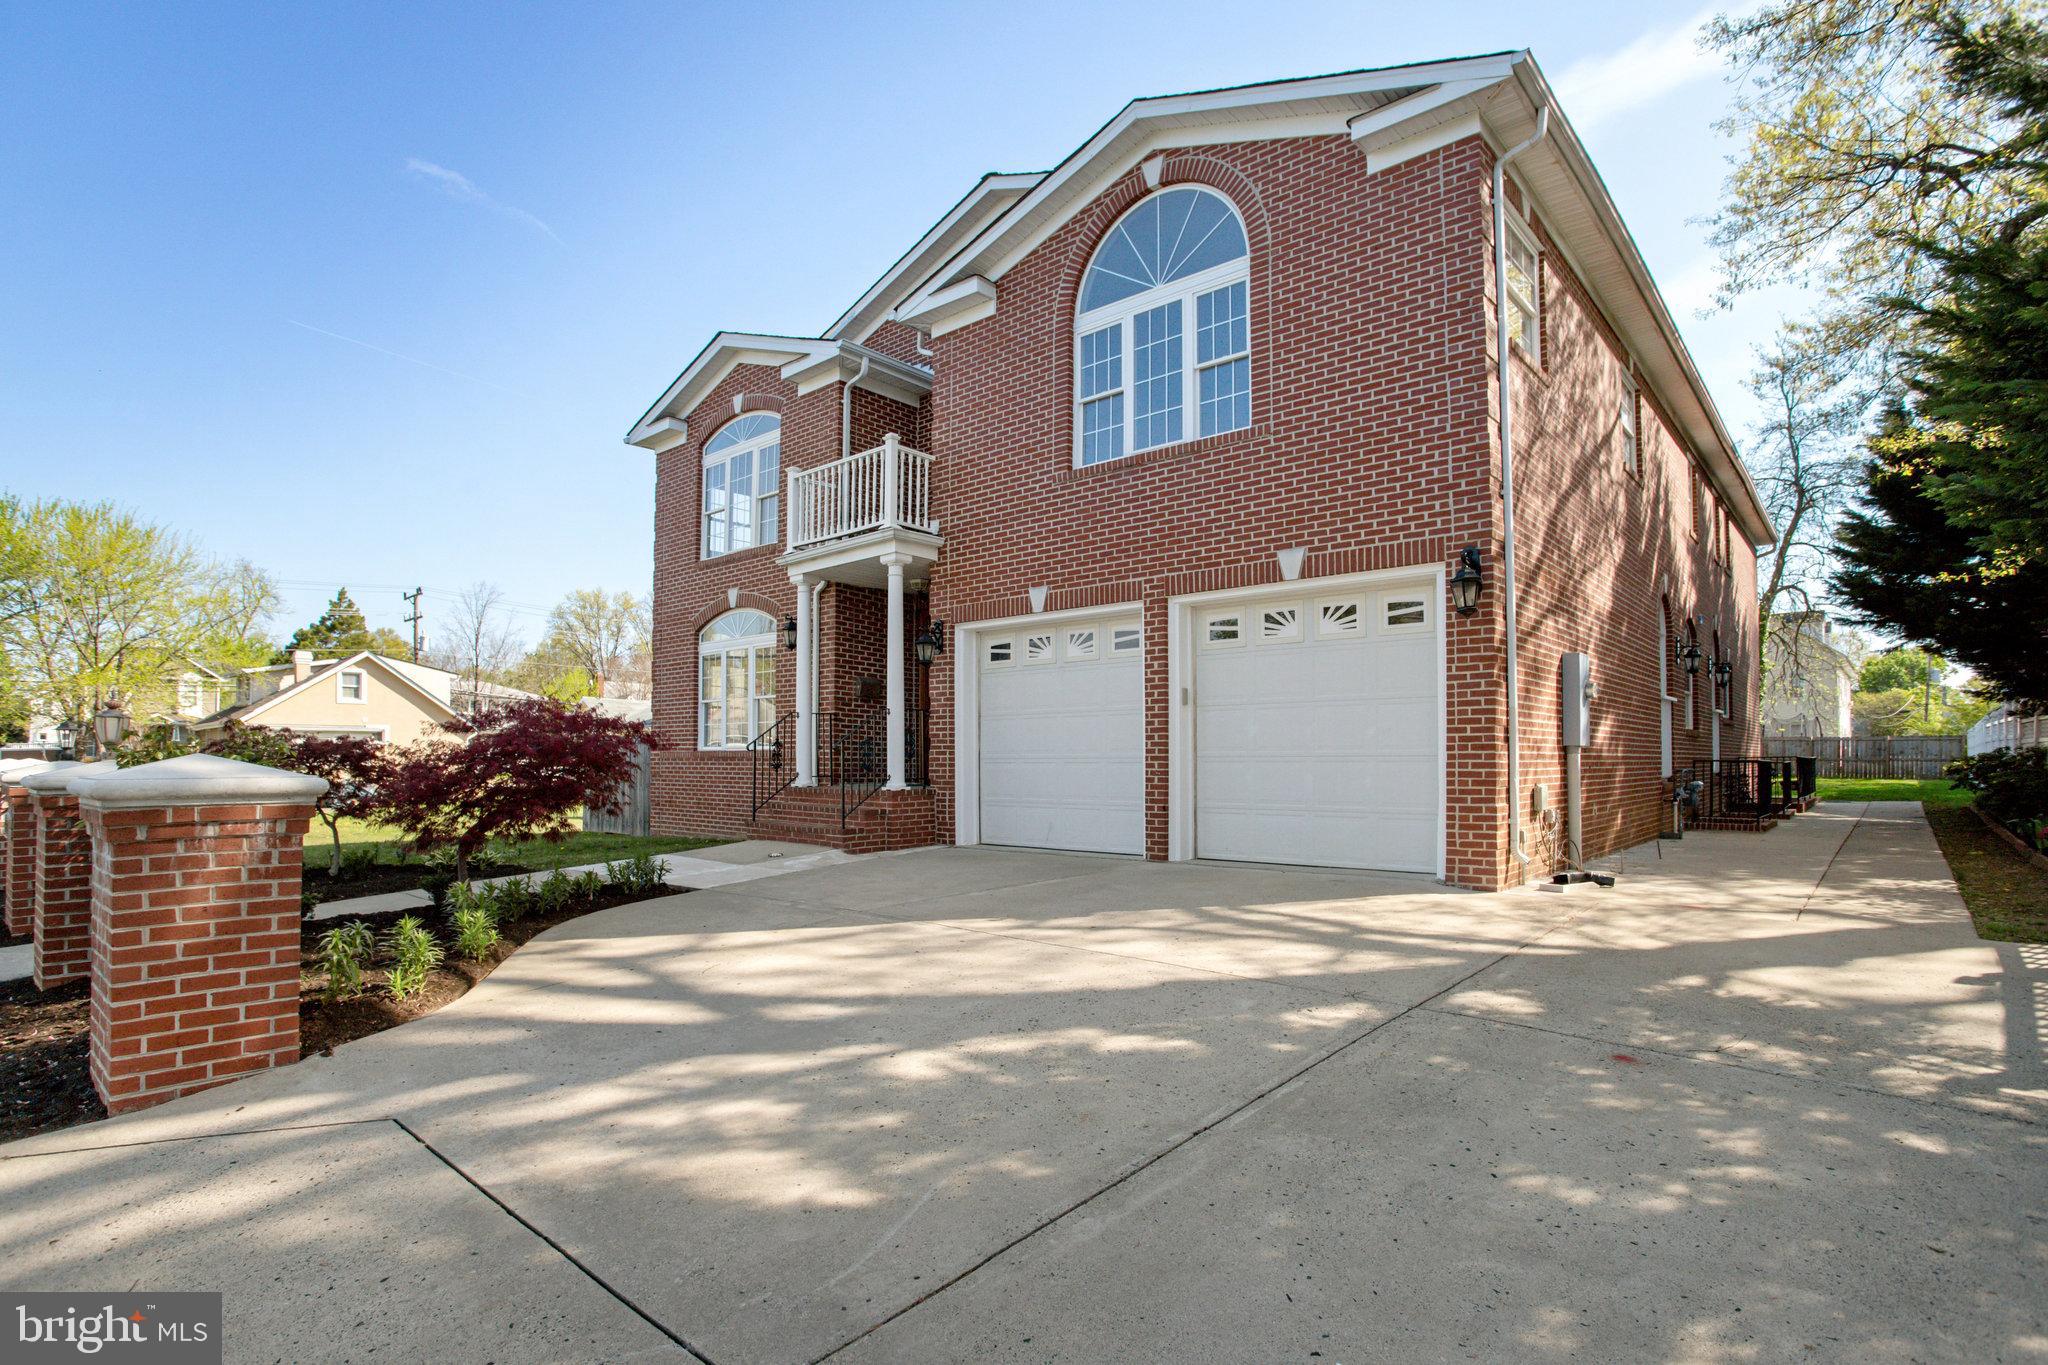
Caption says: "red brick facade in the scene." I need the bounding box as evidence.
[4,783,37,937]
[642,122,1761,890]
[30,789,94,990]
[82,799,312,1114]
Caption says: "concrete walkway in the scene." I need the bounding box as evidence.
[1,802,2041,1362]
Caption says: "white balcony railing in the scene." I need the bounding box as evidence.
[786,433,936,551]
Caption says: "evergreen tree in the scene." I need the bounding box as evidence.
[275,588,409,661]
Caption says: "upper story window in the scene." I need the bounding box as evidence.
[702,413,781,558]
[698,609,777,749]
[1504,211,1541,360]
[337,669,366,703]
[1619,372,1639,476]
[1075,186,1251,466]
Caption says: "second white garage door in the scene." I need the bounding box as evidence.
[1193,580,1442,873]
[977,614,1145,855]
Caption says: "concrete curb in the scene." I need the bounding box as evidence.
[1971,803,2048,871]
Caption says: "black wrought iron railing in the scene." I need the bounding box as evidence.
[1676,757,1809,827]
[746,713,796,819]
[832,707,889,823]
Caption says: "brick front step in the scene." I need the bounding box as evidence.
[750,785,937,854]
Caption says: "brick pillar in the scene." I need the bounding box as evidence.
[2,760,74,937]
[21,761,109,989]
[71,754,328,1116]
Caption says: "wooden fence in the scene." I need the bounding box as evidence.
[1761,734,1965,778]
[582,743,651,836]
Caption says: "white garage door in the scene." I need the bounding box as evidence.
[977,614,1144,855]
[1193,581,1441,873]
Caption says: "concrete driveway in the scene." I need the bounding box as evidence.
[2,802,2043,1362]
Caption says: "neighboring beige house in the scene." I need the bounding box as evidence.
[1761,613,1862,739]
[191,650,464,745]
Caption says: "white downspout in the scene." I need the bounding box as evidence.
[1494,107,1548,876]
[842,354,872,459]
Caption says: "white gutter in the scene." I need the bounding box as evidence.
[1493,107,1547,874]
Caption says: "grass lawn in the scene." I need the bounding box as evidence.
[1813,776,1975,807]
[1815,776,2048,943]
[303,818,729,874]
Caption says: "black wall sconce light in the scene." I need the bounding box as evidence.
[1449,547,1484,615]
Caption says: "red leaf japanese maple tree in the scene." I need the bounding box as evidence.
[376,697,658,882]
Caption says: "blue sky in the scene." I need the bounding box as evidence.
[0,1,1801,647]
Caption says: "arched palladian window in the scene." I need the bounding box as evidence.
[1074,186,1250,466]
[699,609,777,748]
[702,413,781,558]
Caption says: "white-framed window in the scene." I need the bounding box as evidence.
[337,670,366,703]
[698,609,777,748]
[1024,632,1055,663]
[987,638,1015,667]
[1316,598,1362,637]
[177,677,200,710]
[701,413,781,558]
[1258,604,1302,642]
[1619,373,1638,475]
[1111,624,1143,654]
[1075,186,1251,466]
[1504,210,1540,360]
[1201,611,1243,647]
[1066,628,1097,660]
[1379,594,1429,632]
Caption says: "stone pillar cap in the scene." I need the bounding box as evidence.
[0,758,68,783]
[69,754,329,811]
[20,760,107,795]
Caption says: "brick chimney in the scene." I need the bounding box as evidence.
[292,649,313,684]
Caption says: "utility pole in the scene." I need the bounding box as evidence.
[402,587,424,663]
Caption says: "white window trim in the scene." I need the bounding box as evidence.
[1503,210,1541,363]
[336,669,367,704]
[701,415,782,560]
[1619,371,1639,475]
[1073,189,1251,468]
[697,612,778,750]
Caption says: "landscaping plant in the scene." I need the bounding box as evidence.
[451,904,500,961]
[606,852,664,897]
[316,922,375,1001]
[374,697,660,881]
[383,915,444,1001]
[536,869,573,915]
[1947,748,2048,851]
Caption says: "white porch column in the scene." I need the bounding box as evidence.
[883,552,909,790]
[792,573,816,787]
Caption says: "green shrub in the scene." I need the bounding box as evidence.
[1948,747,2048,848]
[492,878,535,921]
[384,915,444,1001]
[605,852,665,897]
[337,845,380,879]
[536,870,573,915]
[572,870,606,903]
[451,904,500,961]
[316,922,375,1001]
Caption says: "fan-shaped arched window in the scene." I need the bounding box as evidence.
[698,609,777,748]
[702,413,781,558]
[1075,187,1250,465]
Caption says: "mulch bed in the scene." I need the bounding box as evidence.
[0,884,687,1145]
[1927,803,2048,943]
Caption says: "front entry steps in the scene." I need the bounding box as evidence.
[750,784,937,855]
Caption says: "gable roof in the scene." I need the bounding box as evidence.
[208,651,462,729]
[623,334,933,450]
[885,51,1770,546]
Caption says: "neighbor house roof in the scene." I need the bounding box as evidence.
[195,652,462,730]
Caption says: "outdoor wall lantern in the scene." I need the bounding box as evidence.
[780,615,799,651]
[1679,639,1704,677]
[1713,658,1733,687]
[1449,548,1483,616]
[913,620,947,667]
[94,692,131,750]
[55,717,75,755]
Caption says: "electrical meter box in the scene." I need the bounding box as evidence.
[1561,651,1594,747]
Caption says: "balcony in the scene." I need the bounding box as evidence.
[786,434,936,551]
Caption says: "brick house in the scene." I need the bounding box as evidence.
[626,52,1770,889]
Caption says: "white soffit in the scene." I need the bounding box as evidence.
[624,332,829,448]
[781,344,934,406]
